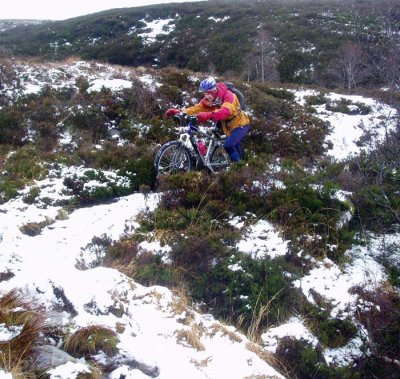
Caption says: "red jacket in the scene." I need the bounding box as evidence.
[184,82,250,136]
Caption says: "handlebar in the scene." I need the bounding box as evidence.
[173,112,224,139]
[172,112,198,127]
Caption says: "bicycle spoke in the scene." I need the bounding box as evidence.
[155,142,192,175]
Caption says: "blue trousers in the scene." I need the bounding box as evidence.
[224,125,249,162]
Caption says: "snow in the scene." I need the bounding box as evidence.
[48,362,91,379]
[233,218,289,259]
[87,78,133,93]
[262,317,319,353]
[294,248,387,319]
[1,59,399,376]
[292,89,397,160]
[0,165,284,378]
[0,323,24,342]
[137,18,176,44]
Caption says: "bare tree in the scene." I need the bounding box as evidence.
[245,27,279,82]
[327,42,372,89]
[372,0,400,89]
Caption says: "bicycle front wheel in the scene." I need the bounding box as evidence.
[209,145,230,173]
[154,141,193,176]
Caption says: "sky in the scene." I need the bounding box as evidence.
[1,0,206,21]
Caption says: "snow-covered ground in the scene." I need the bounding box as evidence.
[0,167,283,378]
[291,89,397,160]
[0,59,399,377]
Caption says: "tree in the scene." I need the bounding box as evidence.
[370,0,400,89]
[245,27,279,82]
[327,42,372,89]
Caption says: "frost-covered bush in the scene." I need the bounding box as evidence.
[63,168,132,204]
[351,285,400,378]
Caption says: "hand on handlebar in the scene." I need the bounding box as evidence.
[197,112,212,123]
[165,108,181,117]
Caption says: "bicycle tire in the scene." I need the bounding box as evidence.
[209,145,230,173]
[154,141,193,176]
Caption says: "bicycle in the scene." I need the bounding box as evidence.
[154,113,231,176]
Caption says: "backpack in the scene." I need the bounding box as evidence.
[224,81,247,111]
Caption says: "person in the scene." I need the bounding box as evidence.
[165,77,250,162]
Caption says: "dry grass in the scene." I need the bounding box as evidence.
[109,260,137,278]
[246,342,288,378]
[175,326,205,351]
[170,287,196,325]
[76,362,103,379]
[190,356,212,369]
[210,323,243,343]
[238,288,284,343]
[63,325,119,358]
[0,289,45,375]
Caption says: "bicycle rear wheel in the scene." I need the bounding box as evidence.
[209,145,230,173]
[154,141,193,176]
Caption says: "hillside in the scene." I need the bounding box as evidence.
[1,0,400,377]
[1,0,399,89]
[0,56,399,378]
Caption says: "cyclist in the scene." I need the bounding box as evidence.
[165,77,250,162]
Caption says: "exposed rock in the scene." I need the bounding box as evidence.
[31,345,77,371]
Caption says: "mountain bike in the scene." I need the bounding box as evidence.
[154,113,230,176]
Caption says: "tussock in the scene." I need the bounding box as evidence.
[63,325,119,358]
[176,326,205,351]
[0,289,45,375]
[210,323,243,343]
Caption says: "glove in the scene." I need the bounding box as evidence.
[165,108,180,117]
[197,112,212,123]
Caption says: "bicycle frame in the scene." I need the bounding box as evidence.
[178,117,227,172]
[154,114,230,176]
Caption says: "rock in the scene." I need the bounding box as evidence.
[31,345,78,371]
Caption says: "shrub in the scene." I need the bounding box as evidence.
[274,336,353,378]
[188,253,299,336]
[252,84,295,101]
[0,108,25,145]
[63,325,119,358]
[248,87,295,120]
[304,303,357,348]
[76,75,90,93]
[351,285,400,377]
[19,217,54,236]
[63,168,132,205]
[0,290,45,373]
[0,145,49,203]
[248,111,332,160]
[325,98,372,115]
[266,180,352,260]
[134,255,182,288]
[304,93,327,106]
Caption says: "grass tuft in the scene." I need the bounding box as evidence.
[0,289,45,375]
[63,325,119,358]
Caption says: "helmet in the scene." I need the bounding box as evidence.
[199,77,217,92]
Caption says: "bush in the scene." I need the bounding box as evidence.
[248,111,332,160]
[63,325,119,358]
[63,168,132,205]
[274,336,353,378]
[0,108,25,145]
[266,180,352,260]
[351,285,400,377]
[305,303,357,348]
[0,144,48,203]
[0,290,45,373]
[325,98,372,115]
[191,254,299,334]
[248,87,295,120]
[304,93,327,106]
